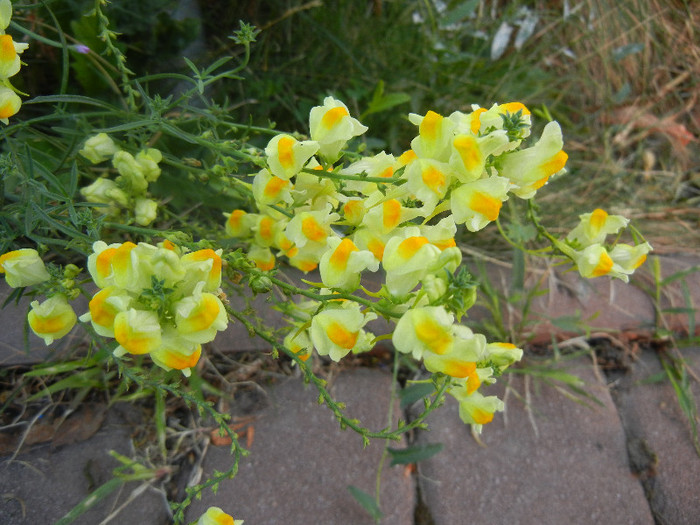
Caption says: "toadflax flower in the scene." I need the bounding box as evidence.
[174,282,228,344]
[310,302,377,361]
[309,96,367,161]
[197,506,244,525]
[0,248,50,288]
[265,133,319,180]
[0,85,21,124]
[319,236,379,291]
[113,308,162,356]
[28,295,77,345]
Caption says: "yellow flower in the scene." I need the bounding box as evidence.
[28,295,77,345]
[133,242,186,290]
[352,227,390,263]
[80,286,132,338]
[498,121,567,199]
[609,242,652,273]
[197,506,243,525]
[292,166,342,209]
[310,303,376,361]
[285,206,339,250]
[463,102,532,144]
[150,329,202,377]
[319,236,379,291]
[572,244,614,279]
[381,227,441,297]
[486,342,523,370]
[450,176,510,232]
[309,96,367,161]
[392,306,456,360]
[340,197,366,226]
[112,151,148,192]
[360,198,421,236]
[0,248,50,288]
[283,328,313,362]
[87,241,140,290]
[403,159,453,215]
[252,213,284,248]
[566,208,630,248]
[80,178,129,208]
[0,34,22,79]
[224,209,252,238]
[113,308,162,355]
[419,216,457,251]
[174,283,228,344]
[0,0,12,32]
[449,387,505,432]
[408,110,456,162]
[448,131,509,183]
[0,85,21,124]
[252,168,293,207]
[248,244,275,271]
[265,134,318,180]
[179,248,223,293]
[340,151,397,195]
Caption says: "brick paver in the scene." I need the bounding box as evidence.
[611,348,700,524]
[185,368,414,524]
[413,356,654,525]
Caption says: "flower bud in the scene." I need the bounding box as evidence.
[79,133,119,164]
[134,197,158,226]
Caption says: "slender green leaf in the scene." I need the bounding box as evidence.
[24,359,98,377]
[388,443,444,465]
[347,485,383,521]
[26,95,119,111]
[26,372,103,402]
[439,0,479,27]
[660,265,700,287]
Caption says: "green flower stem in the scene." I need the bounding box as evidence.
[526,200,577,259]
[261,271,402,320]
[494,216,553,256]
[300,167,406,186]
[93,0,138,110]
[102,221,170,237]
[116,362,246,523]
[375,347,401,510]
[226,304,450,442]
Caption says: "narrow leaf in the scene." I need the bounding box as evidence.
[347,485,383,521]
[387,443,444,465]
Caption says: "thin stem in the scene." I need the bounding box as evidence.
[374,347,401,513]
[301,167,406,185]
[225,304,449,442]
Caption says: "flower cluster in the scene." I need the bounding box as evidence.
[564,208,652,282]
[80,240,228,376]
[0,0,28,124]
[0,249,79,344]
[222,97,574,429]
[79,133,163,226]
